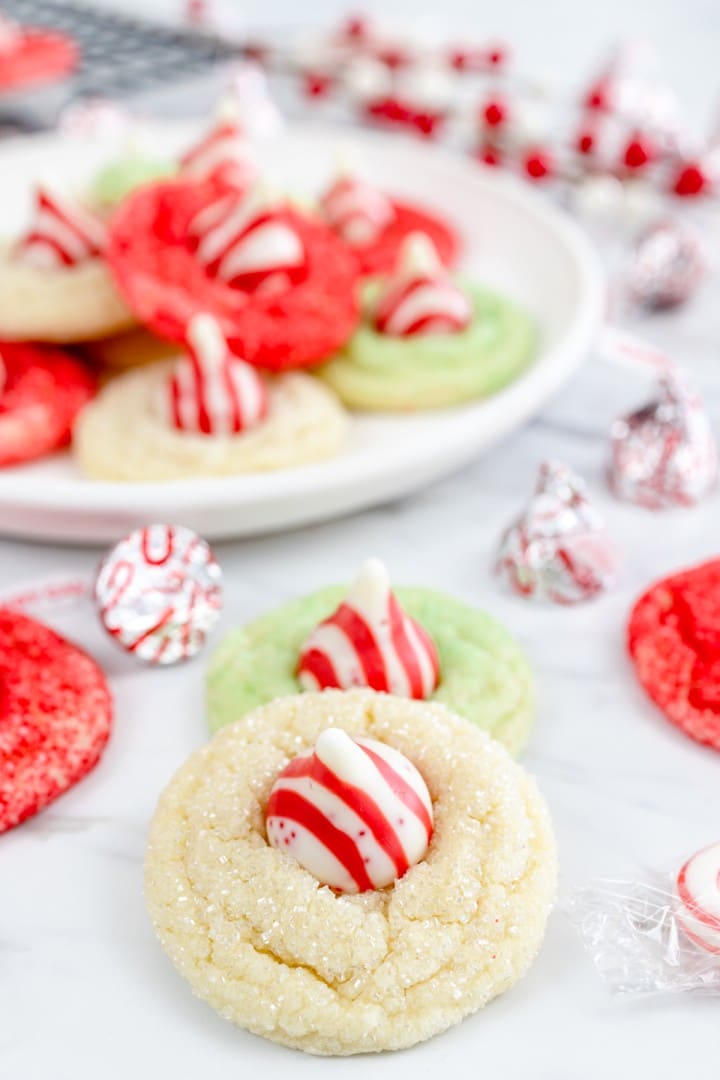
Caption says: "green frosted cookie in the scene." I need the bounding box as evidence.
[206,586,534,756]
[91,155,177,207]
[317,282,536,411]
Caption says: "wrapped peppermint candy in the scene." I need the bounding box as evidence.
[94,524,223,664]
[609,369,718,509]
[565,842,720,995]
[495,460,618,604]
[626,219,705,310]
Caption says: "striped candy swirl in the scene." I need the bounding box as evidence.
[190,187,307,292]
[16,186,107,269]
[374,232,471,337]
[297,558,440,699]
[266,726,433,892]
[675,842,720,954]
[94,523,223,665]
[162,313,267,436]
[320,175,395,246]
[181,120,257,191]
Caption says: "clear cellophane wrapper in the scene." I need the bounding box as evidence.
[564,868,720,996]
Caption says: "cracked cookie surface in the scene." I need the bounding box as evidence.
[145,690,556,1055]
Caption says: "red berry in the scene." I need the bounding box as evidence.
[449,48,469,71]
[584,78,612,111]
[577,129,595,154]
[488,45,508,66]
[412,111,443,138]
[673,162,708,197]
[302,72,332,98]
[342,15,368,41]
[524,150,552,180]
[483,99,507,128]
[478,145,502,166]
[623,135,653,170]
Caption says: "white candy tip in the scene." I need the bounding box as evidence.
[215,94,242,126]
[186,313,227,359]
[315,727,356,767]
[398,232,441,276]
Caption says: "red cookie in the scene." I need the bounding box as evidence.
[0,29,78,91]
[627,558,720,750]
[0,610,113,833]
[0,342,96,468]
[352,200,460,277]
[107,178,361,371]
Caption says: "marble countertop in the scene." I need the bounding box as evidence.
[2,3,720,1077]
[2,298,718,1078]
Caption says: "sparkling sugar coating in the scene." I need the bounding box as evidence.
[609,370,718,509]
[94,524,222,665]
[495,460,618,604]
[145,690,556,1055]
[0,609,113,833]
[628,558,720,750]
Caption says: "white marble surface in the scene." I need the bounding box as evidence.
[2,2,720,1077]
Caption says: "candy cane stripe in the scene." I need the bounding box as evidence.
[297,559,440,700]
[266,788,374,892]
[266,728,433,893]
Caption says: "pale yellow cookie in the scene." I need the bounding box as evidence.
[145,690,557,1055]
[73,361,347,481]
[0,246,135,343]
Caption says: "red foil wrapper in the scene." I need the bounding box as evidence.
[609,371,718,509]
[627,219,705,310]
[496,460,618,604]
[94,524,223,664]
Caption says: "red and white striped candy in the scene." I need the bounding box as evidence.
[162,313,267,436]
[190,187,307,292]
[320,174,395,246]
[180,119,257,191]
[266,726,433,893]
[675,842,720,954]
[373,232,471,336]
[94,523,223,665]
[297,558,440,699]
[15,186,107,269]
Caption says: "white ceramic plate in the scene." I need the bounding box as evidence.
[0,123,604,542]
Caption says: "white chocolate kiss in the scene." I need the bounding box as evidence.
[374,232,472,336]
[266,727,433,893]
[157,313,266,436]
[192,184,305,286]
[297,557,440,699]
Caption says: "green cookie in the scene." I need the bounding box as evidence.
[206,586,534,757]
[91,155,177,208]
[318,282,536,411]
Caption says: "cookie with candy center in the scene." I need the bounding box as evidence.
[318,170,459,275]
[107,177,361,371]
[207,558,534,755]
[0,609,113,833]
[145,690,556,1054]
[0,341,95,467]
[628,558,720,749]
[319,233,535,410]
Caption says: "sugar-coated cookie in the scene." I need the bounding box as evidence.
[0,609,113,833]
[628,558,720,750]
[74,316,347,481]
[0,186,135,343]
[145,690,556,1055]
[318,234,535,411]
[0,341,95,467]
[108,178,361,370]
[207,561,534,756]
